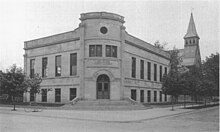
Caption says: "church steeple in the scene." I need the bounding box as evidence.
[184,13,200,47]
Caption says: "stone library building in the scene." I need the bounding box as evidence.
[23,12,200,104]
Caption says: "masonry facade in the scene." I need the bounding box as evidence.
[23,12,170,104]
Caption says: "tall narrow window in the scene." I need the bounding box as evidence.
[89,45,102,57]
[154,64,157,81]
[140,60,144,79]
[70,53,77,76]
[159,65,162,82]
[131,57,136,78]
[147,62,151,80]
[30,59,35,78]
[41,89,47,102]
[96,45,102,57]
[89,45,95,57]
[154,91,157,102]
[159,91,162,102]
[42,57,48,78]
[165,67,167,75]
[55,55,61,77]
[131,89,136,101]
[106,45,111,57]
[106,45,117,58]
[55,88,61,102]
[147,90,151,102]
[70,88,77,101]
[112,46,117,58]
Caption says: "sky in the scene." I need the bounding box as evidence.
[0,0,219,71]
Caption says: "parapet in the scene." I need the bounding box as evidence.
[80,12,125,23]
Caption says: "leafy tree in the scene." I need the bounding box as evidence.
[202,53,219,97]
[162,48,183,110]
[154,40,168,50]
[0,64,27,110]
[24,73,43,103]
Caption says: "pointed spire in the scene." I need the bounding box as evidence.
[184,13,199,39]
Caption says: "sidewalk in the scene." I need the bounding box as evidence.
[0,105,198,122]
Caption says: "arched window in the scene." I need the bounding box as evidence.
[189,40,191,44]
[185,40,188,45]
[193,39,195,43]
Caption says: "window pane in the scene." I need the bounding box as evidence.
[140,60,144,79]
[154,64,157,81]
[154,91,157,102]
[96,45,102,57]
[55,89,61,102]
[55,56,61,76]
[89,45,95,57]
[132,57,136,78]
[42,58,48,77]
[41,89,47,102]
[147,90,151,102]
[147,62,151,80]
[71,65,77,75]
[70,53,77,75]
[160,66,162,82]
[106,45,111,57]
[30,59,35,78]
[56,56,61,66]
[112,46,117,58]
[70,88,77,101]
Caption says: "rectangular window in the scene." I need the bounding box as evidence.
[131,89,136,101]
[154,64,157,81]
[112,46,117,58]
[70,88,77,101]
[140,60,144,79]
[165,67,167,75]
[70,53,77,76]
[55,88,61,102]
[160,91,162,102]
[131,57,136,78]
[55,55,61,77]
[96,45,102,57]
[106,45,117,58]
[140,90,144,103]
[160,65,162,82]
[41,89,47,102]
[147,62,151,80]
[89,45,95,57]
[30,89,34,102]
[89,45,102,57]
[42,57,48,78]
[154,91,157,102]
[106,45,111,57]
[147,90,151,102]
[30,59,35,78]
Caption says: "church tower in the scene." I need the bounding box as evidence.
[181,13,201,68]
[184,13,200,47]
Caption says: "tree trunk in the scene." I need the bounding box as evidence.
[171,95,174,111]
[11,96,16,111]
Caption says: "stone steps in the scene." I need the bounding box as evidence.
[61,100,151,110]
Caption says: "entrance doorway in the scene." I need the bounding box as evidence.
[97,74,110,99]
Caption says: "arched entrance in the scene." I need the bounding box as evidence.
[97,74,110,99]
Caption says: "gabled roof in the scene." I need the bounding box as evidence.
[184,13,200,39]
